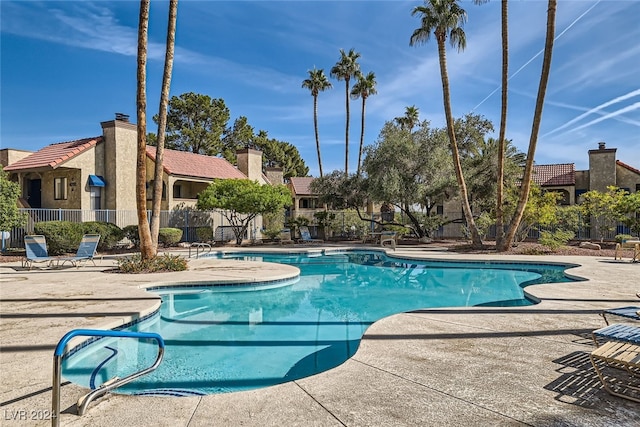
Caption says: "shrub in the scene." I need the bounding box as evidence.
[158,227,183,247]
[614,234,634,243]
[122,225,140,248]
[34,221,84,255]
[539,230,575,250]
[81,221,124,250]
[195,226,213,242]
[117,253,188,273]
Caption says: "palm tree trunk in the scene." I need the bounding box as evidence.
[357,96,366,176]
[495,0,509,250]
[150,0,178,251]
[437,37,483,248]
[313,94,323,178]
[501,0,557,251]
[136,0,154,260]
[344,79,350,175]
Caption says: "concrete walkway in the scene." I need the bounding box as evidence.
[1,246,638,426]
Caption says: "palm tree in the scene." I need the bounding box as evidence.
[135,0,154,260]
[473,0,509,249]
[394,105,420,132]
[150,0,178,249]
[302,68,332,178]
[350,71,377,176]
[330,48,361,175]
[501,0,557,251]
[410,0,483,248]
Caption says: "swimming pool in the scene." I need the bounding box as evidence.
[62,250,579,396]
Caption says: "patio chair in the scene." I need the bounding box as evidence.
[590,340,640,403]
[58,234,101,268]
[592,323,640,347]
[614,239,640,262]
[601,306,640,326]
[380,231,397,250]
[298,226,323,244]
[22,235,56,270]
[278,229,294,245]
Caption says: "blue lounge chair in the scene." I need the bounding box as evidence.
[592,323,640,347]
[298,226,322,244]
[601,306,640,325]
[58,234,101,268]
[23,235,56,270]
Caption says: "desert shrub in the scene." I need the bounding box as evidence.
[122,225,140,248]
[117,253,188,273]
[34,221,84,255]
[81,221,124,250]
[158,227,183,247]
[539,230,575,250]
[195,226,213,242]
[614,234,634,243]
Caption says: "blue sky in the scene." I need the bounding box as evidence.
[2,0,639,177]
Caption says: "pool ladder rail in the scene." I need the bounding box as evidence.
[52,329,165,427]
[188,242,212,259]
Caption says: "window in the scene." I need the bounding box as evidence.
[299,198,317,209]
[90,187,101,210]
[54,177,67,200]
[173,184,182,199]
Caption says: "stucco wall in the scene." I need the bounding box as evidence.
[616,164,640,193]
[0,149,32,168]
[588,146,617,193]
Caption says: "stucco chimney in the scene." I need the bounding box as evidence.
[265,166,284,185]
[101,118,138,210]
[588,142,617,192]
[236,148,263,181]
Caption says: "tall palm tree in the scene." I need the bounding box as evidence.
[473,0,509,249]
[330,48,361,175]
[410,0,483,248]
[302,68,332,178]
[150,0,178,249]
[350,71,377,176]
[501,0,557,251]
[135,0,154,260]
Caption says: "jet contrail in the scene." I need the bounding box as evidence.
[472,0,601,111]
[543,88,640,136]
[567,102,640,132]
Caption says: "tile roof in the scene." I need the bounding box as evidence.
[532,163,575,186]
[146,146,246,180]
[289,177,316,195]
[617,160,640,176]
[3,137,102,171]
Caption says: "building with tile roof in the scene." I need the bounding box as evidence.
[1,116,273,217]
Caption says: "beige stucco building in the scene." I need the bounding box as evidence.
[1,116,279,234]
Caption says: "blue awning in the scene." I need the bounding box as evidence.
[88,175,106,187]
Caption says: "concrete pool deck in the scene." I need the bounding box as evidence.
[1,245,638,426]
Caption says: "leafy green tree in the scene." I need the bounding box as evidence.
[363,120,455,238]
[615,191,640,236]
[0,167,27,234]
[221,116,255,163]
[350,71,377,176]
[253,131,309,178]
[410,0,483,248]
[302,67,332,178]
[310,170,368,212]
[581,186,628,241]
[331,48,361,175]
[152,92,230,155]
[504,185,559,243]
[196,179,292,245]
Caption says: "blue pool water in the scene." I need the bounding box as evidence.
[62,250,579,396]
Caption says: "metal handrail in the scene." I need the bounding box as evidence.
[52,329,165,427]
[188,242,212,259]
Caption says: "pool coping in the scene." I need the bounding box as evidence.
[1,246,639,426]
